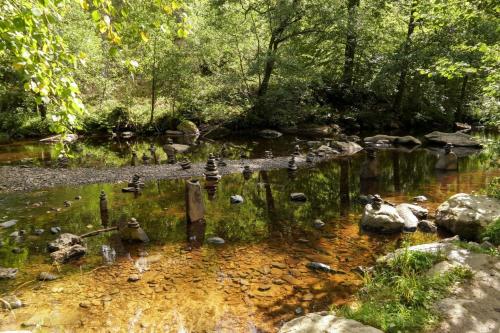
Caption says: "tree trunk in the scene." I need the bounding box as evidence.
[257,36,278,97]
[342,0,359,88]
[149,36,157,125]
[393,0,417,113]
[456,74,468,122]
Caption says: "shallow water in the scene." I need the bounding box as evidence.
[0,132,498,332]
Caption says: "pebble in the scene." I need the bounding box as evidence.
[413,195,428,202]
[290,193,307,202]
[295,307,304,315]
[128,274,141,282]
[79,302,90,308]
[258,284,271,291]
[75,195,82,200]
[33,228,44,235]
[63,200,72,207]
[50,226,61,234]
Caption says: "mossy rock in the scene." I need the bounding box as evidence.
[177,120,199,136]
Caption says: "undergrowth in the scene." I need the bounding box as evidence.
[337,248,473,333]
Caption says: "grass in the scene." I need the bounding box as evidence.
[337,248,473,333]
[483,177,500,199]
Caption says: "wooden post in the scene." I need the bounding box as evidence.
[185,179,206,248]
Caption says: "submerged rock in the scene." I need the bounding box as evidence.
[435,193,500,240]
[38,272,59,281]
[279,312,383,333]
[230,195,244,204]
[206,237,225,245]
[1,295,23,309]
[0,267,18,279]
[306,262,334,273]
[0,219,17,228]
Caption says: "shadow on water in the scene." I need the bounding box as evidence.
[0,132,498,331]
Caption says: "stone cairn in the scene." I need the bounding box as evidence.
[180,158,191,170]
[217,155,227,167]
[121,218,149,242]
[204,154,220,181]
[142,152,150,165]
[165,138,177,164]
[220,144,228,158]
[306,147,315,163]
[57,150,69,168]
[149,144,158,164]
[293,145,301,156]
[99,190,109,227]
[131,150,139,166]
[371,194,383,210]
[288,155,298,171]
[264,150,273,159]
[242,165,253,180]
[128,174,144,188]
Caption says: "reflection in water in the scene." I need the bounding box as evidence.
[392,151,401,192]
[186,180,206,249]
[339,158,351,216]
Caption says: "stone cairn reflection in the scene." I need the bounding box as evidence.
[120,218,149,242]
[242,165,253,180]
[435,143,458,171]
[204,154,221,181]
[131,150,139,166]
[293,145,301,156]
[306,147,315,163]
[288,155,298,171]
[122,174,143,192]
[180,158,191,170]
[142,152,150,165]
[360,147,379,179]
[149,144,158,164]
[186,179,206,249]
[99,190,109,227]
[264,150,273,159]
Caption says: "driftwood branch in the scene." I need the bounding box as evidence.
[80,226,118,238]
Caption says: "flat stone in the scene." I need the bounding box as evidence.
[0,267,18,279]
[0,219,17,228]
[206,237,225,245]
[258,284,271,291]
[38,272,59,281]
[271,262,287,269]
[290,193,307,202]
[128,274,141,282]
[279,312,383,333]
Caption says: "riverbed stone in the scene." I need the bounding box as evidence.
[207,237,225,245]
[38,272,59,281]
[279,312,383,333]
[48,233,87,263]
[360,203,405,233]
[435,193,500,240]
[424,131,482,147]
[128,274,141,282]
[313,219,325,229]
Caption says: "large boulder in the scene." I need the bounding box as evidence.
[364,134,421,146]
[360,203,405,233]
[177,120,200,136]
[279,312,382,333]
[424,131,482,148]
[259,129,283,139]
[435,193,500,240]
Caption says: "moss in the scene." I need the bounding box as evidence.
[337,248,473,333]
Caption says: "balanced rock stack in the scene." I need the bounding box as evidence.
[121,218,149,242]
[204,154,220,181]
[293,145,301,156]
[128,174,144,188]
[242,165,253,179]
[288,155,298,171]
[149,144,157,163]
[264,150,274,159]
[217,155,227,167]
[180,158,191,170]
[142,153,150,165]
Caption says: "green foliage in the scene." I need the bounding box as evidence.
[453,239,499,256]
[338,249,473,333]
[480,219,500,246]
[484,177,500,199]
